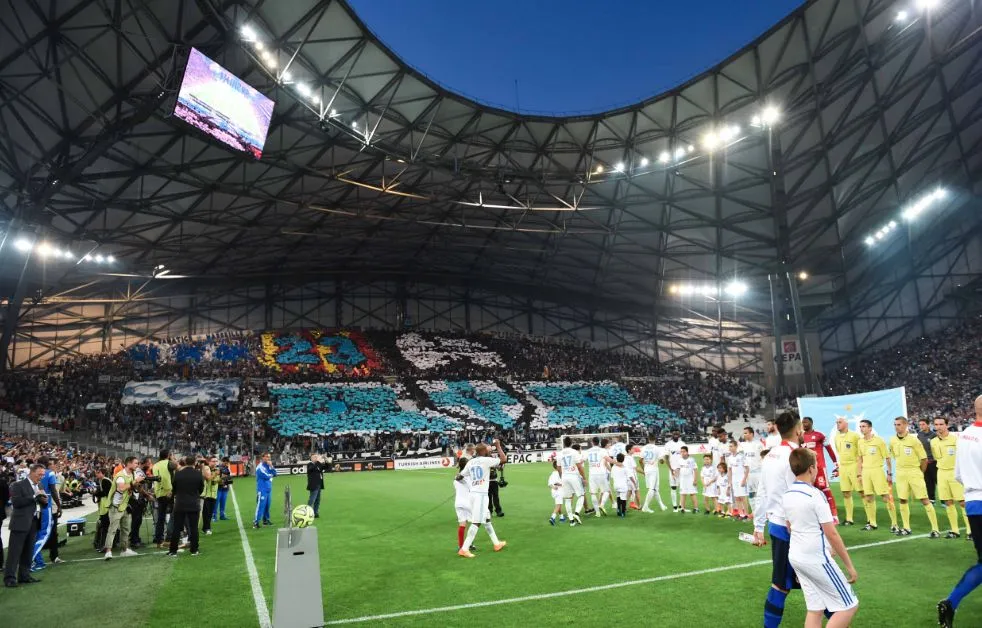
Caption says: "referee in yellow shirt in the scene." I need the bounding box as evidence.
[857,419,898,532]
[932,417,971,539]
[890,416,941,537]
[833,416,862,526]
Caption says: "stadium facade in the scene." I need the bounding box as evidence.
[0,0,980,377]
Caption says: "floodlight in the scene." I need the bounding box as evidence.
[687,145,694,153]
[254,41,265,52]
[594,165,604,174]
[36,242,52,257]
[330,109,337,117]
[798,271,808,281]
[888,220,897,228]
[703,284,717,296]
[896,10,908,22]
[751,115,762,127]
[240,25,256,41]
[640,157,649,167]
[762,107,780,125]
[351,121,359,129]
[106,255,115,263]
[281,71,292,83]
[675,147,686,159]
[614,162,625,172]
[703,132,720,150]
[865,236,875,246]
[95,254,105,263]
[724,281,748,297]
[658,152,670,164]
[916,0,940,10]
[296,83,311,97]
[14,238,32,252]
[668,285,678,294]
[933,187,946,199]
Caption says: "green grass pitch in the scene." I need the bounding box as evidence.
[2,463,979,626]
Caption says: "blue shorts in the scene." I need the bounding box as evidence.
[769,525,799,591]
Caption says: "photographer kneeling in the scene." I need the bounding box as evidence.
[168,457,204,557]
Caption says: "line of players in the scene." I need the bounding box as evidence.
[545,429,769,524]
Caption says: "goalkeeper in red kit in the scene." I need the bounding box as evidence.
[801,417,839,523]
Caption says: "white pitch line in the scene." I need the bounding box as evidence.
[325,534,928,625]
[231,487,273,628]
[67,550,167,563]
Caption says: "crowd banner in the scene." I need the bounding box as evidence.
[121,379,241,406]
[798,386,907,477]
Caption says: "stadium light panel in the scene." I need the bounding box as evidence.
[896,10,908,21]
[675,147,687,159]
[762,107,780,125]
[724,281,748,297]
[658,151,670,163]
[281,71,293,83]
[254,41,265,52]
[614,162,625,172]
[798,271,808,281]
[95,254,105,263]
[640,157,649,167]
[751,115,762,127]
[106,255,115,263]
[14,238,32,252]
[687,145,694,153]
[240,25,257,41]
[296,83,311,97]
[916,0,940,9]
[703,132,720,150]
[594,165,604,174]
[865,236,875,246]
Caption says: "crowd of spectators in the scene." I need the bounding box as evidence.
[0,328,770,459]
[819,316,982,429]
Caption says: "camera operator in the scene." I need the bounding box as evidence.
[168,457,204,557]
[4,464,48,587]
[91,468,112,552]
[128,457,155,549]
[104,456,141,560]
[214,457,232,521]
[201,456,219,535]
[151,450,175,548]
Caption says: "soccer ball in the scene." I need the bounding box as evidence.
[291,505,315,528]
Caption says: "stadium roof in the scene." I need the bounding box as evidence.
[1,0,982,361]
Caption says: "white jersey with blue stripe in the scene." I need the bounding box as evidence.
[782,480,833,564]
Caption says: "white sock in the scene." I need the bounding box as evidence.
[591,492,599,509]
[484,522,501,545]
[564,498,572,518]
[550,512,556,520]
[670,487,678,507]
[643,490,654,510]
[461,524,479,551]
[599,492,609,509]
[574,496,584,514]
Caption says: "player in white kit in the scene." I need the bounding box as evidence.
[622,446,640,510]
[764,418,782,449]
[677,446,699,513]
[700,454,718,515]
[458,440,507,558]
[585,437,612,516]
[547,460,565,525]
[728,440,750,520]
[640,437,667,512]
[557,436,586,526]
[753,411,803,627]
[664,430,686,512]
[454,457,473,550]
[783,447,859,628]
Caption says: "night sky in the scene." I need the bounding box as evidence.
[347,0,805,114]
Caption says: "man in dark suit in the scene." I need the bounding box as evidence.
[167,457,204,557]
[4,464,46,587]
[306,454,325,518]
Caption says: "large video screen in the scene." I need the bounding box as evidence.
[174,48,274,159]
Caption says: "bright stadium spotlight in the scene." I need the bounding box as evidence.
[658,151,670,163]
[240,25,257,41]
[640,157,649,167]
[724,281,748,297]
[594,164,604,174]
[916,0,940,9]
[686,145,694,153]
[865,236,875,246]
[14,238,32,252]
[254,41,265,52]
[614,162,625,172]
[296,83,311,97]
[281,70,293,83]
[668,284,678,294]
[762,107,780,125]
[751,115,762,127]
[106,255,115,263]
[36,242,52,257]
[896,10,909,22]
[703,131,720,150]
[798,271,808,281]
[933,187,947,199]
[674,146,686,159]
[94,254,105,263]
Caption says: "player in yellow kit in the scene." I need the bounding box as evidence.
[856,419,898,532]
[932,416,972,539]
[833,417,862,526]
[889,416,941,537]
